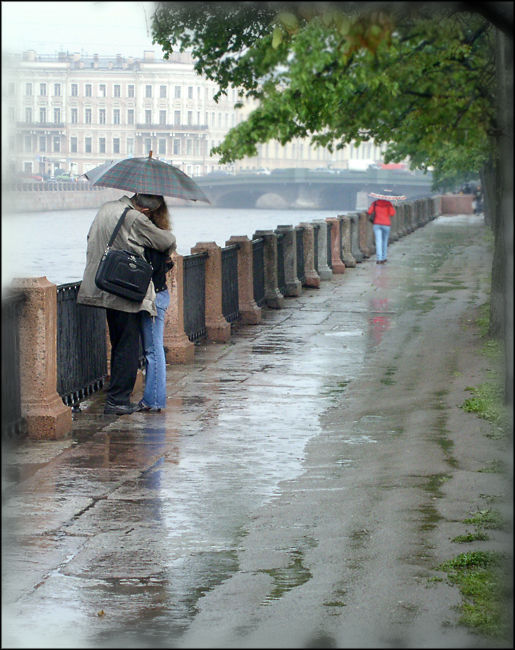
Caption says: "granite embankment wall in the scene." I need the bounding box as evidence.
[3,187,473,214]
[2,187,192,212]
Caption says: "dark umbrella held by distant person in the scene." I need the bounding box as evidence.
[83,152,211,203]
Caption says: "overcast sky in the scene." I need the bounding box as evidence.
[1,1,164,58]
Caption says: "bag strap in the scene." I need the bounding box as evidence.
[106,207,130,250]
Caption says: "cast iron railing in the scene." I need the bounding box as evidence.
[252,238,266,307]
[313,224,319,272]
[326,221,332,269]
[296,227,305,284]
[276,233,287,296]
[56,282,108,408]
[221,244,240,323]
[183,252,208,342]
[2,291,26,439]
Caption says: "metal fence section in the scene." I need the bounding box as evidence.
[2,292,26,439]
[326,221,333,269]
[276,233,287,296]
[221,244,241,323]
[313,224,319,272]
[252,238,266,307]
[56,282,108,408]
[183,252,208,342]
[296,227,305,284]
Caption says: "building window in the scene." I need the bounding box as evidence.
[144,138,151,154]
[85,108,92,124]
[26,83,32,96]
[54,83,61,96]
[197,87,201,99]
[39,107,46,123]
[232,114,235,126]
[70,136,77,153]
[99,84,106,97]
[8,82,15,95]
[113,109,120,124]
[158,139,166,155]
[197,111,200,125]
[114,84,121,97]
[25,135,32,152]
[145,85,152,98]
[71,108,78,124]
[54,108,61,123]
[40,83,47,96]
[145,110,152,124]
[174,110,181,125]
[9,135,15,151]
[174,86,181,98]
[53,136,60,152]
[187,111,193,125]
[8,107,15,122]
[39,136,46,151]
[205,112,208,125]
[173,139,180,155]
[211,112,215,125]
[159,110,166,125]
[113,138,120,154]
[99,137,106,153]
[85,137,92,153]
[218,113,222,127]
[225,113,228,127]
[85,83,92,97]
[99,109,106,124]
[25,107,32,122]
[186,139,193,155]
[188,86,193,99]
[195,139,200,155]
[127,138,134,155]
[71,83,78,96]
[127,109,134,124]
[160,85,166,98]
[128,84,135,97]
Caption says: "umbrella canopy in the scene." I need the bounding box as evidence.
[84,153,211,203]
[369,191,406,201]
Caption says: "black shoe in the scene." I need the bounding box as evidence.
[104,401,137,415]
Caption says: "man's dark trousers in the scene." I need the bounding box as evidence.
[106,308,141,405]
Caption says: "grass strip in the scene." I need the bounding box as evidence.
[437,551,512,641]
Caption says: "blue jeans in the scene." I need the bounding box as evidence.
[140,289,169,409]
[373,225,390,262]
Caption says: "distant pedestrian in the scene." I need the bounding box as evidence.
[137,201,175,413]
[368,197,396,264]
[77,194,176,415]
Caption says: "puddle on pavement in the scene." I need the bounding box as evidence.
[259,536,317,605]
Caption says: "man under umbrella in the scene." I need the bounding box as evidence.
[77,193,176,414]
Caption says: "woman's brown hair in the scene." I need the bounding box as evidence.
[133,193,171,230]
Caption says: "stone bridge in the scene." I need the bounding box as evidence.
[196,168,434,210]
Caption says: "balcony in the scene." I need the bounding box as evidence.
[136,123,208,133]
[17,122,66,132]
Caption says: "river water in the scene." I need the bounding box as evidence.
[2,206,346,290]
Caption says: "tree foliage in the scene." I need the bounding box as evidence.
[152,2,497,190]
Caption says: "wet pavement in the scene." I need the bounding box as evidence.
[2,215,511,648]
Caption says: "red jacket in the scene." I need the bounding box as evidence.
[368,199,395,226]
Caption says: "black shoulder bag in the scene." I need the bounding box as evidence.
[368,202,376,223]
[95,207,153,302]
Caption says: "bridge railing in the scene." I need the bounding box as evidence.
[296,227,306,284]
[276,233,287,296]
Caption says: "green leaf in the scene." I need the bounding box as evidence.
[272,25,283,49]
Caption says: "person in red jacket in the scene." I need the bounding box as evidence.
[368,197,396,264]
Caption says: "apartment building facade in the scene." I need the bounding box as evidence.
[2,49,386,179]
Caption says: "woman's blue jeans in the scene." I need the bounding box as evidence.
[140,289,170,409]
[373,225,391,262]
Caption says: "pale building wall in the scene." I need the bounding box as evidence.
[2,49,395,179]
